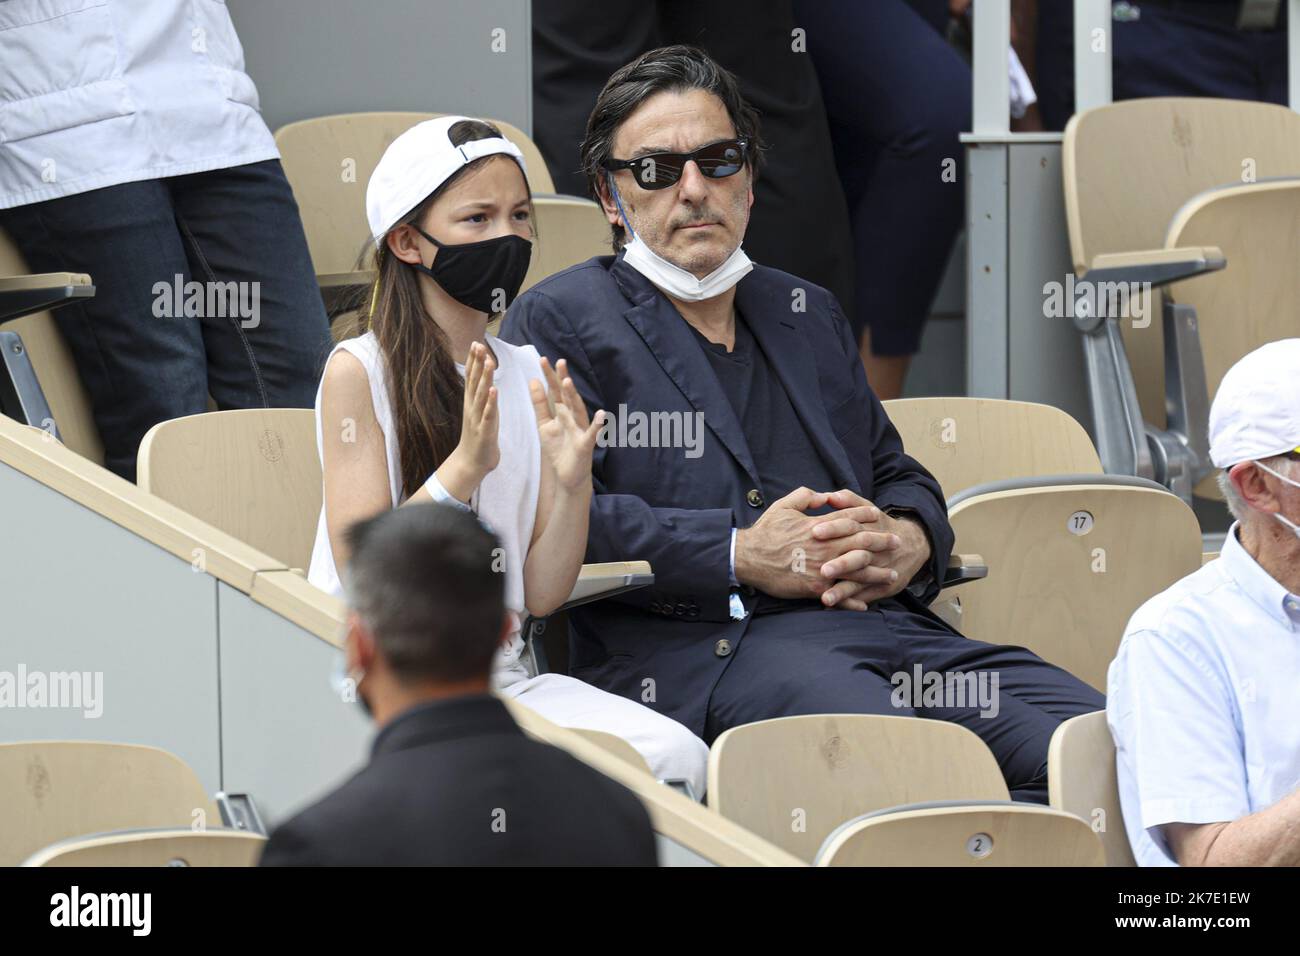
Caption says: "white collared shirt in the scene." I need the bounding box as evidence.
[0,0,278,209]
[1108,522,1300,866]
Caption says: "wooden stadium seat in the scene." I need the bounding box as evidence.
[23,828,265,867]
[521,194,611,291]
[0,741,220,867]
[1063,98,1300,498]
[135,409,654,668]
[276,111,447,327]
[943,477,1203,691]
[816,802,1105,867]
[707,714,1009,862]
[882,397,1101,499]
[1048,711,1135,867]
[1064,98,1300,286]
[1162,178,1300,498]
[0,228,103,464]
[137,408,320,570]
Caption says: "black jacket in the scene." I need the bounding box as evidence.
[259,694,658,866]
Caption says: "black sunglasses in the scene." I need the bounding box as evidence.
[603,138,749,190]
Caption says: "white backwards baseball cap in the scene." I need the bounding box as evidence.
[1208,338,1300,468]
[365,115,527,241]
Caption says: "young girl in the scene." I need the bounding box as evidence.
[308,115,707,793]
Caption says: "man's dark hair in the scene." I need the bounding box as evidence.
[580,44,766,249]
[344,503,505,683]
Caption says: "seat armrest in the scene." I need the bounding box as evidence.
[0,271,92,291]
[1084,246,1225,292]
[558,560,654,612]
[521,561,654,678]
[1072,248,1222,483]
[941,553,986,588]
[316,270,376,318]
[0,272,95,323]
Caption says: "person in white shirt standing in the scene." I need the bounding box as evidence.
[310,115,708,796]
[1109,338,1300,866]
[0,0,331,481]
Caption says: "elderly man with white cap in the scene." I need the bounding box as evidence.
[1108,338,1300,867]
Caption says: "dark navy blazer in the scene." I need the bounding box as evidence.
[501,253,955,737]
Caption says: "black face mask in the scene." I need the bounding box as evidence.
[409,224,532,314]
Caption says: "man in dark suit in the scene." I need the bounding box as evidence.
[501,45,1104,804]
[259,504,657,866]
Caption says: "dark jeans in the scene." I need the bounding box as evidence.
[1036,1,1289,131]
[703,603,1106,804]
[0,159,332,481]
[794,0,970,354]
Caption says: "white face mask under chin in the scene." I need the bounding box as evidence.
[1254,460,1300,540]
[607,172,753,302]
[621,234,753,302]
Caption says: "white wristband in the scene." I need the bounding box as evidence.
[426,472,473,513]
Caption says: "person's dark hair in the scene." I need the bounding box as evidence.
[355,119,534,499]
[580,44,766,250]
[344,503,505,683]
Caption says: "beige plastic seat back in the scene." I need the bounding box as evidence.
[275,111,554,277]
[0,228,104,464]
[1064,97,1300,279]
[1049,710,1135,867]
[882,398,1101,499]
[0,741,219,867]
[1163,178,1300,498]
[817,803,1105,867]
[1064,98,1300,455]
[522,195,611,291]
[946,482,1203,692]
[707,714,1009,863]
[137,408,321,569]
[25,829,266,867]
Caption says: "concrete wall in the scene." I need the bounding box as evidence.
[0,457,368,826]
[227,0,531,134]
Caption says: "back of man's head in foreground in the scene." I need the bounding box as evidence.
[344,503,506,696]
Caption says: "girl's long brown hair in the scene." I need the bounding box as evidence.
[355,119,533,499]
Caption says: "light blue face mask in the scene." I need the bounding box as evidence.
[1255,460,1300,540]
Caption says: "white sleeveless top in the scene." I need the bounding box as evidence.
[307,331,544,682]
